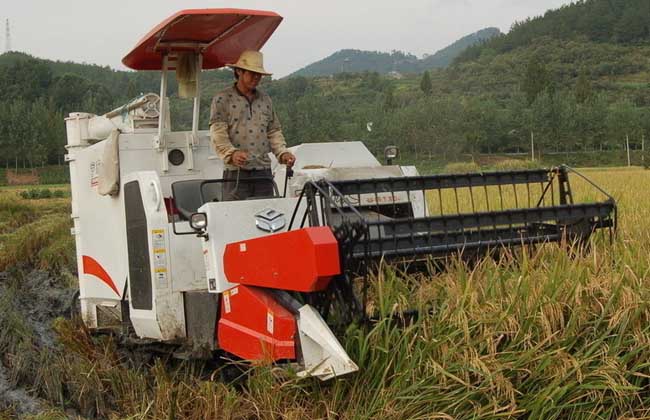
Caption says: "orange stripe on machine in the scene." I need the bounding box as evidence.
[82,255,120,297]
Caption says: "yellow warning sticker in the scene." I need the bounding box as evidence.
[151,230,166,249]
[151,229,168,287]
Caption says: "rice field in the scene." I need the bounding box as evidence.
[0,167,649,419]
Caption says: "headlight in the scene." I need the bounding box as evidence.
[189,212,207,230]
[384,145,399,162]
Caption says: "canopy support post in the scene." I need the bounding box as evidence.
[185,54,203,172]
[191,53,202,145]
[156,54,169,172]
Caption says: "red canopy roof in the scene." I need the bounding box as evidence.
[122,9,283,71]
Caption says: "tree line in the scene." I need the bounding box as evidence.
[0,43,648,170]
[0,53,231,169]
[267,67,649,162]
[0,56,131,169]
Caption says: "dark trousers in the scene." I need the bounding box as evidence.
[222,168,275,201]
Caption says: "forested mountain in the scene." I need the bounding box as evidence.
[290,27,500,77]
[456,0,650,63]
[0,0,649,171]
[291,50,419,78]
[419,28,501,69]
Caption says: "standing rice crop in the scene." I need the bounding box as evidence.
[0,168,649,418]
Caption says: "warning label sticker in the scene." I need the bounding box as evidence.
[223,291,231,313]
[151,229,167,287]
[203,248,210,272]
[155,271,167,288]
[266,311,274,334]
[152,229,165,250]
[90,160,101,188]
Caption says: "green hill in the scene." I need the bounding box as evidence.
[0,0,649,171]
[456,0,650,64]
[290,27,500,77]
[291,49,419,78]
[420,27,501,69]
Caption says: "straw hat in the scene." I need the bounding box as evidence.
[227,50,272,76]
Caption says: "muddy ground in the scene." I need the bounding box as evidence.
[0,365,43,417]
[0,269,77,419]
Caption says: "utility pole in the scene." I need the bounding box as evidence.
[4,19,11,53]
[530,131,535,161]
[626,134,631,167]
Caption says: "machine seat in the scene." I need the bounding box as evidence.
[171,177,279,221]
[171,180,222,220]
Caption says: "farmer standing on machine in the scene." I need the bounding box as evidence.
[209,50,296,200]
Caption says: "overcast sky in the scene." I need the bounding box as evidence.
[4,0,575,78]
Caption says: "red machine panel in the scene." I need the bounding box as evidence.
[217,285,296,361]
[223,227,341,292]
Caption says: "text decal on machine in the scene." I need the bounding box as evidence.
[90,159,102,188]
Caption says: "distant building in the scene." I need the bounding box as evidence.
[388,71,403,79]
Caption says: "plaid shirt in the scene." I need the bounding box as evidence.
[209,84,287,170]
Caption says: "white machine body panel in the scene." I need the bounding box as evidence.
[67,127,221,338]
[117,132,223,199]
[199,197,306,293]
[290,141,381,168]
[68,138,130,328]
[122,171,185,340]
[168,228,207,292]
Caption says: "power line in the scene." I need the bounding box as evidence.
[5,19,11,52]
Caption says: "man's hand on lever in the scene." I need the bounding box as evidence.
[231,150,250,167]
[280,152,296,168]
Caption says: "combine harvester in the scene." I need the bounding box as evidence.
[66,9,616,380]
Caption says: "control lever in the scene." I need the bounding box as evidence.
[283,167,294,197]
